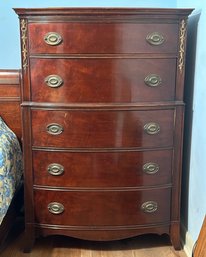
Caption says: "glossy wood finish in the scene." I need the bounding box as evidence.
[33,149,172,187]
[14,8,193,252]
[31,109,174,148]
[0,70,22,140]
[34,188,171,227]
[30,58,176,103]
[29,23,179,54]
[0,69,20,85]
[36,226,171,242]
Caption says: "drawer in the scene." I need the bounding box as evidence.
[33,149,172,187]
[28,23,179,54]
[30,58,176,103]
[31,109,174,148]
[34,188,171,226]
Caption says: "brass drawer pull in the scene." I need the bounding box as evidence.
[44,32,62,46]
[47,163,64,176]
[141,201,158,213]
[144,74,162,87]
[45,75,63,88]
[48,202,64,215]
[146,32,164,46]
[46,123,64,135]
[144,122,160,135]
[143,162,159,174]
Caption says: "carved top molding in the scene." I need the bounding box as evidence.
[14,8,193,14]
[14,8,193,21]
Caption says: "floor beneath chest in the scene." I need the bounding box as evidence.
[1,219,187,257]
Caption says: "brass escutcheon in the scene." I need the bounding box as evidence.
[45,75,63,88]
[46,123,64,135]
[146,32,165,46]
[47,163,64,176]
[141,201,158,213]
[44,32,62,46]
[144,122,160,135]
[48,202,64,215]
[144,74,162,87]
[143,162,159,174]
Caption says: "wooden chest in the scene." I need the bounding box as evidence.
[14,8,192,252]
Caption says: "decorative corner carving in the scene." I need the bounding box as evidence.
[178,19,187,73]
[20,19,28,70]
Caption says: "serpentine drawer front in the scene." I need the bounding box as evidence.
[34,188,171,226]
[30,58,176,103]
[28,23,179,54]
[15,7,193,252]
[33,149,173,187]
[31,109,174,148]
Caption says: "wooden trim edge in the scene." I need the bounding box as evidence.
[0,69,21,85]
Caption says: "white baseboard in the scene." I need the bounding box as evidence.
[181,223,195,257]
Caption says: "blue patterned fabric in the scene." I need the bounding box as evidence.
[0,117,23,224]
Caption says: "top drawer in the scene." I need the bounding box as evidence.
[28,23,179,54]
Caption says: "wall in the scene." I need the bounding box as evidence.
[177,0,206,256]
[0,0,176,69]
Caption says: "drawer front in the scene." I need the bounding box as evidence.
[29,23,178,54]
[31,109,174,148]
[33,149,172,187]
[30,58,176,103]
[34,188,171,226]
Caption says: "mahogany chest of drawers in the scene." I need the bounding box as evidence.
[15,8,192,252]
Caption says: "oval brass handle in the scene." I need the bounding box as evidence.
[144,74,162,87]
[45,75,63,88]
[143,162,159,174]
[144,122,160,135]
[47,163,64,176]
[46,123,64,135]
[146,32,164,46]
[44,32,62,46]
[48,202,64,215]
[141,201,158,213]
